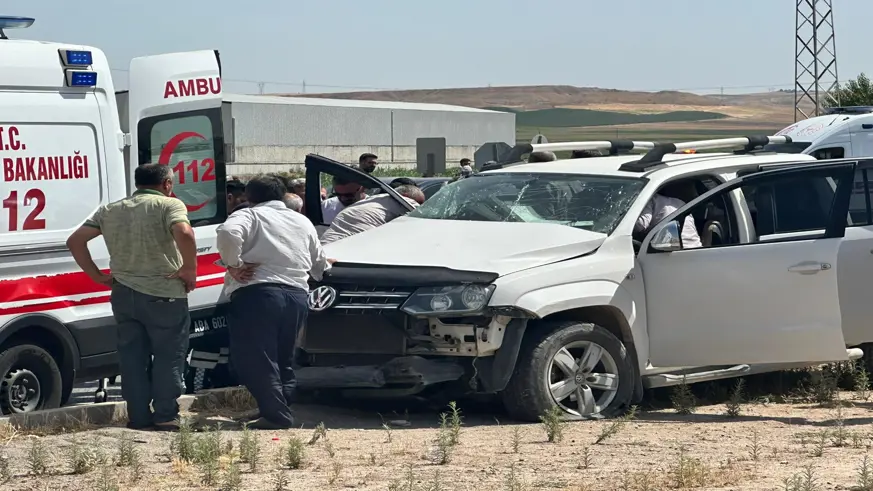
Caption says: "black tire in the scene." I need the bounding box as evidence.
[0,344,63,414]
[501,321,635,422]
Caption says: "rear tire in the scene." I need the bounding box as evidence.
[501,321,634,422]
[0,344,63,414]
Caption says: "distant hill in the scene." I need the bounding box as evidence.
[489,107,730,127]
[272,85,801,141]
[282,85,730,111]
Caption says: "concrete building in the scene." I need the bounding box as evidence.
[221,94,516,175]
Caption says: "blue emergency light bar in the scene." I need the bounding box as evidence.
[65,70,97,87]
[0,16,34,39]
[60,50,92,66]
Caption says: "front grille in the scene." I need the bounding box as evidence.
[308,284,416,314]
[334,285,413,310]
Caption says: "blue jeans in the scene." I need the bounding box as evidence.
[110,281,190,426]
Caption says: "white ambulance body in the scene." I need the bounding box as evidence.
[0,17,229,414]
[770,106,873,159]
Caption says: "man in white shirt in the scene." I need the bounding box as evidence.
[216,176,334,429]
[634,181,702,248]
[321,185,425,244]
[321,175,366,225]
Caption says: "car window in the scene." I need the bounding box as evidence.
[849,169,873,226]
[740,171,844,237]
[138,110,225,226]
[408,173,647,234]
[811,147,845,160]
[423,182,447,200]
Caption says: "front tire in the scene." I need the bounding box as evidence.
[0,344,63,414]
[501,321,634,422]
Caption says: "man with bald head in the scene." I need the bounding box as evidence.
[320,185,425,244]
[528,151,557,163]
[283,193,303,213]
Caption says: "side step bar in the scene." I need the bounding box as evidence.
[643,348,864,390]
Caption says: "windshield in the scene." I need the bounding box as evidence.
[408,173,646,234]
[762,141,811,154]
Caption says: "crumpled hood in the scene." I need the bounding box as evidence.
[323,217,606,276]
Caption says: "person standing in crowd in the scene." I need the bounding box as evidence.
[321,185,425,244]
[216,176,333,429]
[66,164,197,431]
[283,192,303,213]
[227,179,249,214]
[389,177,416,188]
[321,175,365,225]
[287,178,306,196]
[529,151,557,162]
[571,149,603,158]
[358,153,378,174]
[459,158,474,177]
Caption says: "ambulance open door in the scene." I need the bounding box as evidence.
[126,50,227,225]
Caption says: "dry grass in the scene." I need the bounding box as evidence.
[1,388,873,489]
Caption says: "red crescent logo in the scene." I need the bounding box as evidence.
[158,131,213,212]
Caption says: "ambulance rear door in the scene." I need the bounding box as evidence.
[126,50,227,309]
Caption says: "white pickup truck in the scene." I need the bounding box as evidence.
[295,136,869,421]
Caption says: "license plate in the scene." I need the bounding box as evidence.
[190,315,228,338]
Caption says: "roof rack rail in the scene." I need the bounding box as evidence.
[482,140,656,171]
[618,135,793,173]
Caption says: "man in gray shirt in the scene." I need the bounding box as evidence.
[216,176,333,429]
[321,185,424,244]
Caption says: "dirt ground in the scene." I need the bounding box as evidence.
[1,391,872,491]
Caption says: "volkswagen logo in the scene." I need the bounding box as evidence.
[308,285,337,312]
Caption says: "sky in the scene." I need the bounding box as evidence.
[17,0,872,96]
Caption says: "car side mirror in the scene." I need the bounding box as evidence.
[650,220,683,252]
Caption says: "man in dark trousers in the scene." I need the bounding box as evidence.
[66,164,197,431]
[216,176,334,429]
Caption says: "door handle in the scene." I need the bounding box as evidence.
[788,261,831,274]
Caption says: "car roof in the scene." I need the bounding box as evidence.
[482,152,819,179]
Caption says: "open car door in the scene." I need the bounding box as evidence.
[638,160,857,367]
[124,50,227,309]
[304,154,414,234]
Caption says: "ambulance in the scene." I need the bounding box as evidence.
[769,106,873,159]
[0,16,233,414]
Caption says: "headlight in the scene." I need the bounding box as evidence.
[401,284,495,315]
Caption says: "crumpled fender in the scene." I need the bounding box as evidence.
[512,280,648,379]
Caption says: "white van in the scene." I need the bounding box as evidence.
[0,17,232,414]
[770,107,873,159]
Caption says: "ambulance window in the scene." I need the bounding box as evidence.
[137,109,225,225]
[811,147,845,160]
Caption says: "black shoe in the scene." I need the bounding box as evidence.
[125,421,155,431]
[247,417,292,430]
[153,421,181,432]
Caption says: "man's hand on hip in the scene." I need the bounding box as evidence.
[89,272,113,287]
[228,263,259,283]
[168,265,197,293]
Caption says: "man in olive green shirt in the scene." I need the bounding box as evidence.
[66,164,198,430]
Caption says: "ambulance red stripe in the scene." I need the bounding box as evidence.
[0,252,225,315]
